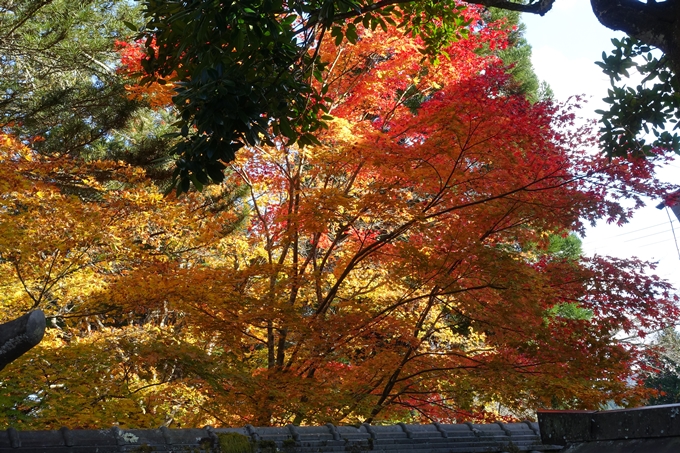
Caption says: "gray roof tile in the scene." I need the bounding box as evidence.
[0,422,561,453]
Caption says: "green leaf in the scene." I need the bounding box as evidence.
[123,21,138,32]
[189,174,204,191]
[279,118,297,142]
[345,24,358,44]
[331,26,344,45]
[178,177,191,195]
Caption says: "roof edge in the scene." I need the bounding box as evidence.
[538,403,680,445]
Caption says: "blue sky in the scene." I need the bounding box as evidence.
[522,1,680,291]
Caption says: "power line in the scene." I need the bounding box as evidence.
[582,220,676,246]
[637,238,675,249]
[582,223,668,247]
[623,229,675,243]
[608,220,675,237]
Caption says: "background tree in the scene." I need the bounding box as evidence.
[0,0,184,184]
[1,0,137,153]
[643,328,680,405]
[483,9,551,103]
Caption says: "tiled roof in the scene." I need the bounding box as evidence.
[538,403,680,453]
[9,403,680,453]
[0,421,561,453]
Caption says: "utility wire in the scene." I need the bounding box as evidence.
[623,229,676,243]
[581,220,676,246]
[637,238,675,249]
[612,220,676,237]
[583,220,676,247]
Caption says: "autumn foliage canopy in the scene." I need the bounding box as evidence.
[0,5,677,429]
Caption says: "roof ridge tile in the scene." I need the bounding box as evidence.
[362,422,377,439]
[397,422,413,439]
[245,424,260,442]
[159,425,173,445]
[432,422,448,438]
[287,424,301,441]
[325,423,340,441]
[495,421,512,436]
[59,427,72,447]
[6,428,19,448]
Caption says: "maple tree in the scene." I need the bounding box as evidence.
[642,328,680,405]
[0,3,678,431]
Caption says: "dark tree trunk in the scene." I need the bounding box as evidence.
[590,0,680,75]
[0,310,46,372]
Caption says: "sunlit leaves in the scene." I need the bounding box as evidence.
[0,131,247,429]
